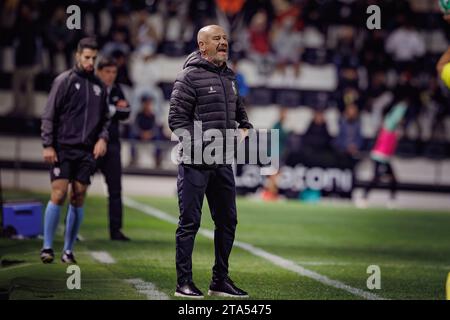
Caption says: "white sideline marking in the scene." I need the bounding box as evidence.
[0,263,36,272]
[125,278,170,300]
[90,251,116,264]
[123,197,386,300]
[88,251,168,299]
[297,261,450,270]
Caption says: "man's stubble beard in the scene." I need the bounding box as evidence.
[212,54,228,67]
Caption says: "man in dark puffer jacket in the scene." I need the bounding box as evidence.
[169,25,252,299]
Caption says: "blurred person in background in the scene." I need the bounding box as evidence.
[394,70,422,143]
[272,107,289,161]
[333,26,360,70]
[45,5,77,74]
[231,60,250,104]
[301,108,334,167]
[160,0,193,56]
[337,86,360,113]
[78,0,103,35]
[361,29,389,74]
[130,44,164,125]
[432,13,450,141]
[96,57,131,241]
[131,6,161,51]
[385,15,425,73]
[261,107,289,201]
[271,16,303,78]
[0,0,19,44]
[247,9,275,76]
[436,13,450,78]
[364,71,393,133]
[422,77,449,142]
[11,1,41,117]
[334,103,363,167]
[215,0,248,59]
[129,94,160,168]
[357,101,409,209]
[107,0,131,21]
[111,49,132,86]
[101,26,131,58]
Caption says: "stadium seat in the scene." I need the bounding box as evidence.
[248,87,273,105]
[0,46,14,72]
[302,48,330,65]
[396,139,419,158]
[274,90,301,107]
[301,91,330,108]
[160,41,186,57]
[422,141,449,160]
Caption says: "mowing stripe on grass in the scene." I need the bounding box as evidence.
[87,248,167,299]
[0,263,36,272]
[125,278,170,300]
[124,197,386,300]
[90,251,116,264]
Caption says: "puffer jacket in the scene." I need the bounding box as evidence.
[168,51,252,135]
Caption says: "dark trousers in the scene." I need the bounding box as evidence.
[364,159,397,200]
[176,164,237,285]
[98,143,123,234]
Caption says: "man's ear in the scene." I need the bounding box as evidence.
[198,41,205,53]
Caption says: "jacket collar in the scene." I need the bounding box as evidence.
[73,65,95,79]
[183,51,233,75]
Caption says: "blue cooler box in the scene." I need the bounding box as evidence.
[2,201,43,237]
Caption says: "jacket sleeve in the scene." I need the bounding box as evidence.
[354,121,363,149]
[236,94,253,129]
[168,71,197,137]
[98,85,111,142]
[383,102,407,131]
[41,74,67,148]
[112,84,131,121]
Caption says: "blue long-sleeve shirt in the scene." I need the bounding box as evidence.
[334,118,363,152]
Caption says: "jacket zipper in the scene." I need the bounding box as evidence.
[218,72,229,127]
[82,78,89,143]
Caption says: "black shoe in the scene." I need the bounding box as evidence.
[174,281,204,299]
[110,230,130,241]
[40,248,54,263]
[61,251,77,264]
[208,277,249,298]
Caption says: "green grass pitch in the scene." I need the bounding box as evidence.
[1,190,449,300]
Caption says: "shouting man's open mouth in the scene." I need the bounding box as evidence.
[217,45,228,56]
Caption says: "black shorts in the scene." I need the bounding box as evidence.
[374,160,394,177]
[50,146,96,185]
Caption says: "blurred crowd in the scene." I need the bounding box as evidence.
[1,0,450,165]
